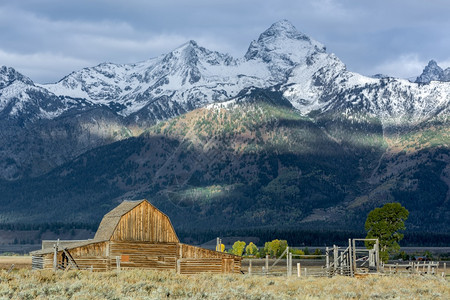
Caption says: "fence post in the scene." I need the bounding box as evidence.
[375,239,380,273]
[7,264,15,273]
[349,239,354,277]
[297,263,301,277]
[53,243,58,271]
[265,255,269,275]
[248,259,252,276]
[116,256,121,271]
[326,247,329,269]
[286,246,289,277]
[289,253,292,276]
[333,245,338,273]
[352,239,357,276]
[444,263,447,277]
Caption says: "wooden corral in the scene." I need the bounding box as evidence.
[31,200,241,274]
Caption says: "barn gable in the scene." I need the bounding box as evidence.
[94,200,179,243]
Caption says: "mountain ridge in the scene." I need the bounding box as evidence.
[0,20,449,233]
[2,20,448,126]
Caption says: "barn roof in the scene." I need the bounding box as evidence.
[93,199,147,241]
[30,239,107,255]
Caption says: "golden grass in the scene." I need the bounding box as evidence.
[0,269,448,299]
[0,256,31,264]
[0,256,32,271]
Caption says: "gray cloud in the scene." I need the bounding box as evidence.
[1,0,449,83]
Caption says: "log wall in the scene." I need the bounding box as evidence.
[64,242,109,271]
[179,243,236,259]
[43,254,53,269]
[31,256,44,270]
[31,253,59,270]
[33,242,241,274]
[109,241,177,271]
[66,242,108,257]
[178,244,241,274]
[33,242,109,271]
[177,258,223,275]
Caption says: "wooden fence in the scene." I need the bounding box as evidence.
[241,238,448,278]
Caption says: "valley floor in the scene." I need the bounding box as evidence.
[0,256,31,270]
[0,268,448,299]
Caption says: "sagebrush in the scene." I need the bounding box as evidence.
[0,269,448,299]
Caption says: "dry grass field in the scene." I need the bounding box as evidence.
[0,256,31,270]
[0,268,448,299]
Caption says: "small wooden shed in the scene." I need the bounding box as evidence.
[31,200,241,274]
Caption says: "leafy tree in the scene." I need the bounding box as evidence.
[263,239,288,258]
[216,243,225,252]
[365,202,409,262]
[245,242,258,256]
[424,250,433,260]
[264,240,279,258]
[393,251,410,261]
[313,248,322,255]
[230,241,246,256]
[290,248,305,256]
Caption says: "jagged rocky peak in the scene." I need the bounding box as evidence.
[0,66,34,88]
[157,39,237,86]
[164,40,234,68]
[415,60,450,83]
[245,20,326,62]
[166,40,200,62]
[259,19,310,41]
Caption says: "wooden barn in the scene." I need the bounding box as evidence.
[31,199,241,274]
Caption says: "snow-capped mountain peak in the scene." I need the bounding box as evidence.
[0,66,86,121]
[0,66,34,88]
[158,39,236,86]
[245,21,325,59]
[258,20,318,45]
[244,20,326,81]
[165,40,202,67]
[415,60,450,83]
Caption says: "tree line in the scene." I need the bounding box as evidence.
[224,239,323,259]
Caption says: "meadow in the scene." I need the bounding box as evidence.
[0,269,448,299]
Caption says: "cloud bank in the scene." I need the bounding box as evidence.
[1,0,449,83]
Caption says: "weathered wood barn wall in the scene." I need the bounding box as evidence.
[31,200,241,274]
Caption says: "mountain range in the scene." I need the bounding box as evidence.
[0,20,449,234]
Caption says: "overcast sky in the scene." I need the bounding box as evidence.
[1,0,449,83]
